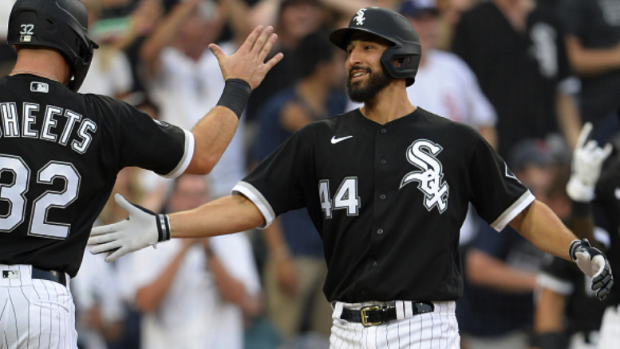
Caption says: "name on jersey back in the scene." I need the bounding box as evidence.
[0,102,96,154]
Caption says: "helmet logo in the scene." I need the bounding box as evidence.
[354,9,367,26]
[19,24,34,42]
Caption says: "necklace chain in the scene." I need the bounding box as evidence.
[10,70,60,83]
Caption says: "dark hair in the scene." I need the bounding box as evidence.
[293,29,337,79]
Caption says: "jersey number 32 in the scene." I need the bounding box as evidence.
[0,154,80,240]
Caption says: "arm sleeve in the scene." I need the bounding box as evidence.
[233,130,312,227]
[468,138,535,231]
[114,100,194,178]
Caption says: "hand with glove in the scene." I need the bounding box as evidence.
[569,239,614,300]
[566,122,613,202]
[88,194,171,263]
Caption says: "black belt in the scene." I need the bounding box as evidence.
[340,301,435,326]
[32,267,67,287]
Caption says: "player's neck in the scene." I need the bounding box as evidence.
[11,48,71,85]
[360,83,416,125]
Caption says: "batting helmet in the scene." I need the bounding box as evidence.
[329,7,421,86]
[7,0,99,92]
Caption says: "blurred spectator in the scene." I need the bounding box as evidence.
[435,0,476,50]
[90,0,164,93]
[121,175,262,349]
[80,0,134,98]
[0,0,17,76]
[556,0,620,144]
[534,126,620,349]
[458,139,564,349]
[401,0,497,147]
[245,0,327,122]
[452,0,582,158]
[140,0,247,198]
[72,253,124,349]
[252,29,347,344]
[534,252,610,349]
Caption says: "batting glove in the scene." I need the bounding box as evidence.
[88,194,171,263]
[566,122,612,202]
[569,239,614,300]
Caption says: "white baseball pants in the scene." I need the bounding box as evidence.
[0,265,77,349]
[597,304,620,349]
[330,301,460,349]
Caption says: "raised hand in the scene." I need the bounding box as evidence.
[209,25,283,90]
[566,122,613,202]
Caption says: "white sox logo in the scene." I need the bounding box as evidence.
[354,9,367,26]
[400,139,449,213]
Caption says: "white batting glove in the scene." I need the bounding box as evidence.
[88,194,171,263]
[566,122,613,202]
[569,239,614,300]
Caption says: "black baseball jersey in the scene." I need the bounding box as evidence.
[0,75,193,277]
[591,161,620,306]
[234,107,533,302]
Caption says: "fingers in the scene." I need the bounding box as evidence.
[114,193,136,213]
[89,239,121,255]
[593,268,613,300]
[257,31,277,63]
[264,52,284,72]
[601,143,613,160]
[208,43,225,61]
[88,232,116,246]
[251,26,274,56]
[239,25,264,53]
[89,224,118,238]
[576,122,593,149]
[105,247,128,263]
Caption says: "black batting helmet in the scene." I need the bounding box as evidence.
[7,0,99,92]
[329,7,421,86]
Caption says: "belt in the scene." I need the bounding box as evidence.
[340,301,435,327]
[32,267,67,287]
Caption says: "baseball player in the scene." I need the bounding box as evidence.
[89,7,614,348]
[559,123,620,349]
[0,0,282,348]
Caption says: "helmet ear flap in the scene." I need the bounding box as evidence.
[380,43,421,87]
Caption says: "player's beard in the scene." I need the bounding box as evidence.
[346,66,392,103]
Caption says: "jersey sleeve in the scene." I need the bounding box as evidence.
[469,138,535,231]
[233,130,311,227]
[113,99,194,178]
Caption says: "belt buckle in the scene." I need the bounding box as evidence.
[360,305,383,327]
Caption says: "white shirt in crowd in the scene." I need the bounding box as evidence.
[121,234,261,349]
[150,41,246,198]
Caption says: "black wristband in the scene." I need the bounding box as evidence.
[571,200,592,218]
[156,214,171,242]
[216,79,251,119]
[531,332,567,349]
[130,203,171,242]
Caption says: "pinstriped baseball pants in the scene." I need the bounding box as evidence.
[330,301,460,349]
[0,265,77,349]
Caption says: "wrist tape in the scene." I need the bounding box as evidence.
[216,79,251,119]
[130,203,171,243]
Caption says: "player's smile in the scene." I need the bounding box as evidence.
[350,68,370,82]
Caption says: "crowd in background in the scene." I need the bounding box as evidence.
[1,0,619,348]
